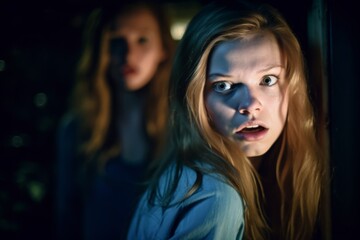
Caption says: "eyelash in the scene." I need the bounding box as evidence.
[211,75,279,93]
[212,81,232,92]
[260,75,279,86]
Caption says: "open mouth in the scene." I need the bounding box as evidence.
[235,123,268,141]
[238,125,265,133]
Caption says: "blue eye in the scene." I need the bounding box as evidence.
[260,75,278,86]
[212,81,232,93]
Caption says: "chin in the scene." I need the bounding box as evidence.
[242,146,270,158]
[124,83,143,91]
[124,80,150,91]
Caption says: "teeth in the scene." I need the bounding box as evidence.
[246,125,259,128]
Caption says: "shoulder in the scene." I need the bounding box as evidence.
[154,164,243,209]
[167,165,241,200]
[128,164,245,239]
[179,165,244,216]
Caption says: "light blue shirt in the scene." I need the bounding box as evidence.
[127,165,245,239]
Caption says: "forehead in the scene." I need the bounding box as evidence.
[114,8,160,33]
[208,33,282,72]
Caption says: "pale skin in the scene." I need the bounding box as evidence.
[111,7,166,91]
[205,32,289,166]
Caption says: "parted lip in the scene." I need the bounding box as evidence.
[234,120,269,141]
[234,120,268,133]
[122,65,137,75]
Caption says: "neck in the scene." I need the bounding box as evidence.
[117,87,150,165]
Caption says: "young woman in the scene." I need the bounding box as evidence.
[55,1,175,239]
[128,1,328,239]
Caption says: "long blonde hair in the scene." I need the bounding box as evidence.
[152,2,327,239]
[71,2,175,168]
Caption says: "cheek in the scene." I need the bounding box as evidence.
[267,90,288,130]
[141,47,164,69]
[205,95,235,135]
[266,84,289,115]
[143,41,164,59]
[137,52,161,80]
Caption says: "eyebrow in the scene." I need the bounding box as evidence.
[135,26,153,32]
[207,73,232,81]
[208,65,284,79]
[257,65,284,73]
[115,24,154,33]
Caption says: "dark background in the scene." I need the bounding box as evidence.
[0,0,358,239]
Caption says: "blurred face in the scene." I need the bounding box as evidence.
[204,33,289,157]
[111,8,165,91]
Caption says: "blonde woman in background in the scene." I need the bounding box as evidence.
[55,1,175,239]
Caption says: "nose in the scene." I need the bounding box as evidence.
[126,42,138,64]
[237,85,261,115]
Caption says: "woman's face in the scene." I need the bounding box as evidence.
[111,8,166,91]
[204,33,289,157]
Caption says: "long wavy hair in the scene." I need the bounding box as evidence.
[150,1,327,239]
[70,1,175,168]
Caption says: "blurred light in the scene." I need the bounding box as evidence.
[11,135,24,148]
[171,21,189,40]
[28,181,45,202]
[0,59,5,71]
[34,92,47,108]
